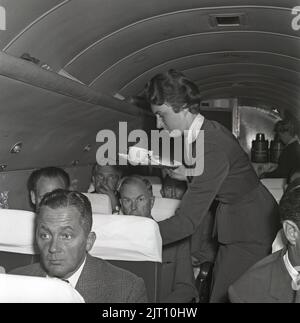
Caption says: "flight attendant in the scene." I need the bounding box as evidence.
[143,69,280,302]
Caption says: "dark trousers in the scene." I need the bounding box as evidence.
[209,242,271,303]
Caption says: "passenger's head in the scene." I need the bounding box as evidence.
[118,176,155,218]
[161,175,187,200]
[92,164,122,193]
[28,167,70,208]
[279,188,300,262]
[286,168,300,192]
[291,169,300,182]
[36,189,96,279]
[274,119,297,145]
[144,69,201,132]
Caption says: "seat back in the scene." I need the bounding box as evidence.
[0,210,162,302]
[260,178,286,203]
[83,193,112,214]
[90,214,162,302]
[87,182,95,193]
[0,210,39,272]
[143,176,162,197]
[151,197,181,222]
[0,274,84,303]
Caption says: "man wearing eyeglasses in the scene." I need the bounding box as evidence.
[229,187,300,303]
[90,164,123,214]
[119,175,198,303]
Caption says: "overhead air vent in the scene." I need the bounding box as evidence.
[209,13,247,27]
[216,16,240,26]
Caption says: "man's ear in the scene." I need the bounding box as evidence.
[86,231,96,252]
[283,220,299,246]
[30,190,36,205]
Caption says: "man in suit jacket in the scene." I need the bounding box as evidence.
[144,69,280,302]
[229,187,300,303]
[90,164,123,214]
[10,189,147,303]
[28,166,70,209]
[119,175,198,303]
[262,119,300,179]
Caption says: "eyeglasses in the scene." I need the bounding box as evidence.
[120,196,147,208]
[95,174,118,182]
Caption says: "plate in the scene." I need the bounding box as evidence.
[118,153,181,168]
[150,155,182,168]
[118,153,151,166]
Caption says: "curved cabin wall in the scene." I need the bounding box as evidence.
[0,52,152,210]
[238,106,281,157]
[0,166,92,210]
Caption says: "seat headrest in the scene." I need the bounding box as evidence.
[0,210,38,254]
[83,193,112,214]
[90,214,162,262]
[87,183,95,193]
[151,197,181,222]
[142,176,162,197]
[0,274,84,303]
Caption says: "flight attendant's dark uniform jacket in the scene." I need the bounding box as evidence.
[158,119,280,247]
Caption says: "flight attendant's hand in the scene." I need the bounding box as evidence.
[164,166,187,181]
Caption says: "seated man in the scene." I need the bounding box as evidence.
[261,119,300,179]
[118,175,198,303]
[285,168,300,193]
[160,175,187,200]
[229,187,300,303]
[90,164,123,214]
[28,167,70,209]
[10,189,147,303]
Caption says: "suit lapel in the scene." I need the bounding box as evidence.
[75,254,105,303]
[270,250,295,302]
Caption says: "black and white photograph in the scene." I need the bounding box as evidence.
[0,0,300,308]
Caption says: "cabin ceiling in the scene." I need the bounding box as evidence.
[0,0,300,170]
[1,0,300,115]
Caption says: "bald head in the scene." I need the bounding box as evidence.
[118,176,154,218]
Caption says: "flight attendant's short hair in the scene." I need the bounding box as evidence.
[144,69,202,114]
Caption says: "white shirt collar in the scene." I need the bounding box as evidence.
[186,114,205,145]
[283,251,300,283]
[47,256,86,288]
